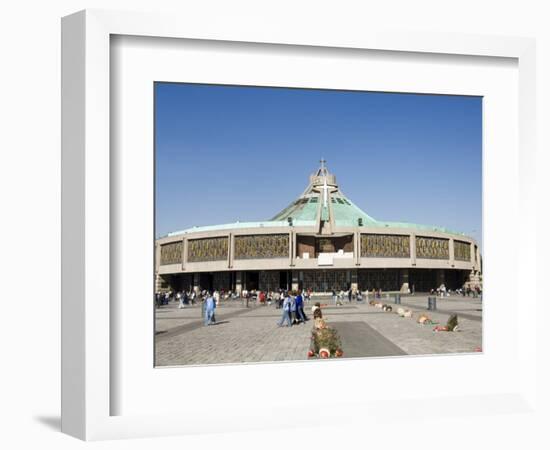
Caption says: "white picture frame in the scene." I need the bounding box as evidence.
[61,9,537,441]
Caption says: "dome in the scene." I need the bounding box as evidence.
[167,160,466,237]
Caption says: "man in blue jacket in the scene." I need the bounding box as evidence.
[295,291,307,323]
[204,292,216,326]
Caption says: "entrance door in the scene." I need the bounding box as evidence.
[246,271,260,291]
[279,271,289,290]
[199,273,213,291]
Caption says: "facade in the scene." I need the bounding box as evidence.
[155,162,482,294]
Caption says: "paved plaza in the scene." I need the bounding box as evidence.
[155,294,482,366]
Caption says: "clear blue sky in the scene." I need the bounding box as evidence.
[155,83,482,246]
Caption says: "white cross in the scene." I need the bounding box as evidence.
[322,176,329,208]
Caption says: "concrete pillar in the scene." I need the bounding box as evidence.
[355,231,361,266]
[350,269,358,293]
[155,242,161,272]
[291,271,299,292]
[228,232,233,269]
[192,273,200,294]
[449,237,455,268]
[154,273,163,293]
[468,270,481,289]
[235,271,243,294]
[288,231,292,266]
[291,231,296,266]
[181,237,187,270]
[410,233,416,266]
[399,269,410,293]
[436,269,445,287]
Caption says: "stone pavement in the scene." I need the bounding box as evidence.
[155,294,483,366]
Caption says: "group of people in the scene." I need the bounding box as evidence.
[155,289,244,309]
[330,288,367,305]
[429,284,482,298]
[241,288,313,307]
[460,285,482,298]
[277,290,309,327]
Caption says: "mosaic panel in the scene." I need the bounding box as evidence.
[187,237,228,262]
[415,236,449,260]
[160,241,183,265]
[454,240,471,262]
[361,234,410,258]
[234,234,289,260]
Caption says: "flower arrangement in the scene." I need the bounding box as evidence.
[433,314,459,332]
[309,321,343,358]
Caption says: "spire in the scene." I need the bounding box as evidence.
[316,158,329,177]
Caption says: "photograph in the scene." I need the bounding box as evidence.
[154,82,483,366]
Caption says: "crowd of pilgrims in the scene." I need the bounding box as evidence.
[154,287,369,309]
[154,283,482,327]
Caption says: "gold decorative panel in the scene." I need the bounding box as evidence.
[160,241,183,265]
[415,236,449,259]
[361,234,410,258]
[187,237,228,262]
[454,240,471,262]
[234,234,289,260]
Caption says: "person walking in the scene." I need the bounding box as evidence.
[277,293,292,327]
[295,291,307,323]
[204,292,216,326]
[274,290,281,308]
[332,289,338,305]
[178,291,185,309]
[290,293,297,324]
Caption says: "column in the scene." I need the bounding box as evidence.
[235,271,243,294]
[355,231,361,266]
[155,242,161,272]
[291,270,299,292]
[350,269,358,292]
[192,273,200,294]
[291,231,296,266]
[410,233,416,266]
[436,269,445,287]
[154,273,164,293]
[449,237,455,268]
[399,269,410,293]
[288,231,293,266]
[181,237,187,270]
[228,232,233,269]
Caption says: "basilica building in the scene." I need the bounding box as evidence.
[156,161,482,294]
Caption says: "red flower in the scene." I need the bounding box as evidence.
[307,350,315,358]
[319,348,330,359]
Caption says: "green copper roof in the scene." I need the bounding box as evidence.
[167,161,470,239]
